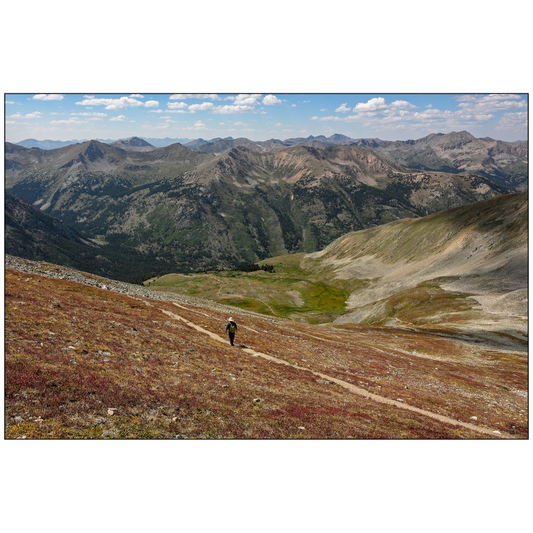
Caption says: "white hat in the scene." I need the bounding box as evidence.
[228,317,234,322]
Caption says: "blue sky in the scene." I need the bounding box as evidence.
[5,93,528,143]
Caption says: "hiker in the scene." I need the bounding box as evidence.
[226,317,238,346]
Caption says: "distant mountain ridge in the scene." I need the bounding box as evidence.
[356,131,528,191]
[13,132,527,190]
[14,136,194,150]
[6,138,510,274]
[16,138,89,150]
[111,136,156,152]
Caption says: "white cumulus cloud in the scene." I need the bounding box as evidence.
[213,105,254,114]
[167,102,189,110]
[71,112,107,117]
[311,115,342,121]
[262,94,282,106]
[389,100,416,108]
[456,93,522,103]
[76,96,157,110]
[188,102,215,113]
[190,120,208,130]
[232,94,262,106]
[110,115,127,122]
[354,97,387,112]
[496,111,527,131]
[51,117,85,125]
[10,111,43,119]
[169,94,220,100]
[456,94,526,114]
[335,103,351,113]
[33,94,64,101]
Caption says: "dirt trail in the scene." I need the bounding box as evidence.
[160,304,512,439]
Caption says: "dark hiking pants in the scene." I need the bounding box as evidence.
[229,332,235,346]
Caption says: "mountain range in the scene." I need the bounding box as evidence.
[359,131,528,191]
[5,135,512,276]
[14,131,527,191]
[15,137,194,150]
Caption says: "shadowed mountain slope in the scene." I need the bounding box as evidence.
[4,192,174,282]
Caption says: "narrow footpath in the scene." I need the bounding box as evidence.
[161,303,513,439]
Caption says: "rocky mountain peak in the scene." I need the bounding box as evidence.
[82,140,106,162]
[122,137,153,147]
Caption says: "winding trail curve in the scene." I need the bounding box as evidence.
[161,303,511,439]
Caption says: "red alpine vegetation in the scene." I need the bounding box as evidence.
[5,260,527,439]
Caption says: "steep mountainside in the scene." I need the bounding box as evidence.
[357,131,528,191]
[6,141,510,273]
[5,191,93,250]
[4,192,171,281]
[304,192,527,332]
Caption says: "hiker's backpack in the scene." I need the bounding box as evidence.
[229,322,236,333]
